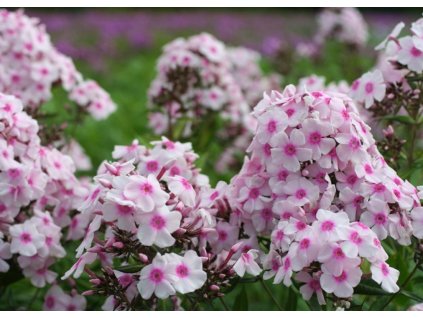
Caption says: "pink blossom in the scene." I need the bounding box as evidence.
[371,261,400,293]
[233,249,262,277]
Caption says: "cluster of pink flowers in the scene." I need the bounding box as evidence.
[315,8,368,48]
[43,285,86,311]
[63,137,261,309]
[227,85,423,302]
[147,33,249,137]
[0,93,91,287]
[351,17,423,110]
[0,9,116,120]
[227,47,281,107]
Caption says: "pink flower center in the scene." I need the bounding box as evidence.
[284,143,297,156]
[299,238,310,250]
[296,221,306,231]
[271,259,280,271]
[285,108,295,117]
[281,211,292,220]
[0,204,6,214]
[278,170,288,181]
[351,80,360,91]
[267,120,277,133]
[364,164,373,174]
[117,204,133,216]
[284,257,291,270]
[374,213,387,225]
[176,264,189,278]
[169,166,180,176]
[381,263,390,276]
[218,230,228,241]
[146,160,159,172]
[248,188,260,199]
[334,271,348,283]
[150,215,166,230]
[333,247,345,259]
[20,232,32,244]
[210,191,219,200]
[295,189,307,200]
[263,143,271,156]
[45,296,55,309]
[309,132,322,145]
[181,178,192,190]
[410,46,422,57]
[140,182,153,194]
[373,183,386,193]
[350,231,362,245]
[276,230,284,241]
[347,174,358,185]
[261,208,273,221]
[348,137,361,150]
[365,82,374,94]
[353,196,363,207]
[149,268,164,284]
[321,220,335,232]
[309,279,321,291]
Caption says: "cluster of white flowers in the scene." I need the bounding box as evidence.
[0,93,91,286]
[0,9,116,119]
[227,85,423,302]
[315,8,368,48]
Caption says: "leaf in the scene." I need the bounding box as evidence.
[115,264,142,273]
[354,280,391,296]
[284,287,298,310]
[232,286,248,311]
[306,295,322,311]
[400,290,423,302]
[383,115,416,125]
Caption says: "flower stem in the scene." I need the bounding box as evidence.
[218,297,230,310]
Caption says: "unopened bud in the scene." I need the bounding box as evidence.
[104,162,118,175]
[89,278,101,285]
[174,228,186,236]
[383,125,394,137]
[98,178,112,189]
[138,253,149,263]
[82,290,94,296]
[230,241,244,253]
[112,242,124,249]
[209,285,220,292]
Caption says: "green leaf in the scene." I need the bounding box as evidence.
[115,264,142,273]
[383,115,416,125]
[233,286,249,311]
[400,290,423,302]
[354,280,391,296]
[284,287,298,310]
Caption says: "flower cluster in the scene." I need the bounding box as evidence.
[43,285,87,311]
[0,9,116,120]
[349,18,423,168]
[315,8,368,48]
[147,33,250,137]
[228,85,423,303]
[64,137,260,310]
[0,93,90,287]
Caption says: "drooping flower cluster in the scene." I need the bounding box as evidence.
[315,8,368,48]
[64,137,261,310]
[147,33,250,137]
[228,85,423,302]
[349,17,423,168]
[0,9,116,120]
[0,93,90,287]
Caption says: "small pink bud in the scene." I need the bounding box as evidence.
[98,178,112,189]
[89,278,101,285]
[230,241,244,253]
[112,242,124,249]
[82,290,95,296]
[104,162,118,175]
[138,253,149,263]
[174,228,186,236]
[209,285,220,292]
[383,125,394,137]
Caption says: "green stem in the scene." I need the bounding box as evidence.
[381,263,420,310]
[259,279,283,311]
[26,288,41,310]
[218,297,230,311]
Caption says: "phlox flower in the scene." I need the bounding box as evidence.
[360,199,390,240]
[233,249,262,277]
[124,174,169,212]
[350,70,386,109]
[255,107,288,144]
[167,176,196,207]
[282,175,319,206]
[320,259,362,298]
[371,261,400,293]
[318,242,360,276]
[313,209,350,242]
[9,221,44,257]
[138,254,176,299]
[209,221,239,253]
[137,206,181,248]
[398,36,423,72]
[0,234,12,272]
[301,118,335,160]
[411,207,423,238]
[270,129,312,172]
[296,271,326,305]
[273,253,294,286]
[237,175,271,213]
[43,285,87,311]
[166,251,207,293]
